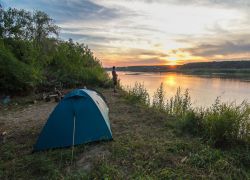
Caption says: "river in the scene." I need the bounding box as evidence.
[111,71,250,107]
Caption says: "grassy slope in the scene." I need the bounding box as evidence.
[0,89,249,179]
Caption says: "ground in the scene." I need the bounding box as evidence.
[0,89,249,179]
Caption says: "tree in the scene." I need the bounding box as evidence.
[0,7,109,94]
[0,8,59,41]
[32,10,59,43]
[0,8,32,39]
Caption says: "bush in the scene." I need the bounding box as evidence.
[164,87,192,117]
[124,82,250,148]
[202,99,250,147]
[125,82,150,106]
[0,41,42,93]
[179,109,204,136]
[0,8,110,94]
[151,84,192,116]
[152,83,166,110]
[178,97,250,147]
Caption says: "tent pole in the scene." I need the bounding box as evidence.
[71,114,76,165]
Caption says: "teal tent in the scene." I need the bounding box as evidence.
[34,89,112,151]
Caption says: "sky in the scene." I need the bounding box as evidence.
[1,0,250,67]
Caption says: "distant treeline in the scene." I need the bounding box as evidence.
[108,61,250,72]
[107,65,180,72]
[0,8,109,94]
[180,61,250,69]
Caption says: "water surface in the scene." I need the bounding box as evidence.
[113,71,250,107]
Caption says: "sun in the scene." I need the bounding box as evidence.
[167,57,178,65]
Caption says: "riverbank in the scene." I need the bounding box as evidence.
[0,89,249,179]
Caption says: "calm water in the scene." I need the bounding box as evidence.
[112,71,250,107]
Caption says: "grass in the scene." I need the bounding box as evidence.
[132,82,250,147]
[0,87,250,179]
[123,82,150,106]
[179,99,250,147]
[122,83,250,178]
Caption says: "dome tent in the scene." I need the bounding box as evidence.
[34,89,112,151]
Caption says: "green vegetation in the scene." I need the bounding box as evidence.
[180,61,250,70]
[124,82,150,106]
[1,88,250,179]
[152,83,166,110]
[123,82,250,178]
[1,6,250,180]
[0,8,110,94]
[181,99,250,147]
[108,62,250,79]
[127,82,250,147]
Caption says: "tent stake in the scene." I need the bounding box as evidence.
[71,114,76,165]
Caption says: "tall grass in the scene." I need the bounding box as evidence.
[203,100,250,146]
[125,82,250,147]
[152,83,166,110]
[152,85,192,117]
[181,98,250,147]
[167,88,192,116]
[124,82,150,106]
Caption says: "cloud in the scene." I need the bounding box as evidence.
[60,32,120,43]
[97,48,170,66]
[148,0,250,9]
[3,0,122,23]
[181,41,250,57]
[108,57,168,66]
[3,0,250,66]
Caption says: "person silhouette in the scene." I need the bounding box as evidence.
[112,66,118,93]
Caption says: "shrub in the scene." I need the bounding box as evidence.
[179,109,204,136]
[178,97,250,147]
[0,8,110,94]
[0,42,42,93]
[124,83,250,148]
[152,83,166,110]
[125,82,150,106]
[202,99,250,147]
[165,87,192,117]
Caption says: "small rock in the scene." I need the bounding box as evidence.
[181,156,188,163]
[0,131,7,144]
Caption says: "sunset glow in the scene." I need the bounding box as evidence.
[4,0,250,67]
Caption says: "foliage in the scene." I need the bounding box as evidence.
[1,89,250,179]
[0,7,109,94]
[0,8,58,41]
[202,99,250,147]
[152,82,165,110]
[179,98,250,147]
[124,82,150,106]
[151,84,250,147]
[0,40,42,93]
[47,40,109,87]
[176,98,250,147]
[178,109,204,136]
[125,83,250,147]
[151,85,192,116]
[166,88,192,117]
[180,61,250,70]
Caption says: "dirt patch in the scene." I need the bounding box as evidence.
[0,101,57,137]
[76,145,111,172]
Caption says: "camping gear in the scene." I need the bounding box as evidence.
[34,89,112,151]
[42,87,63,102]
[2,96,10,105]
